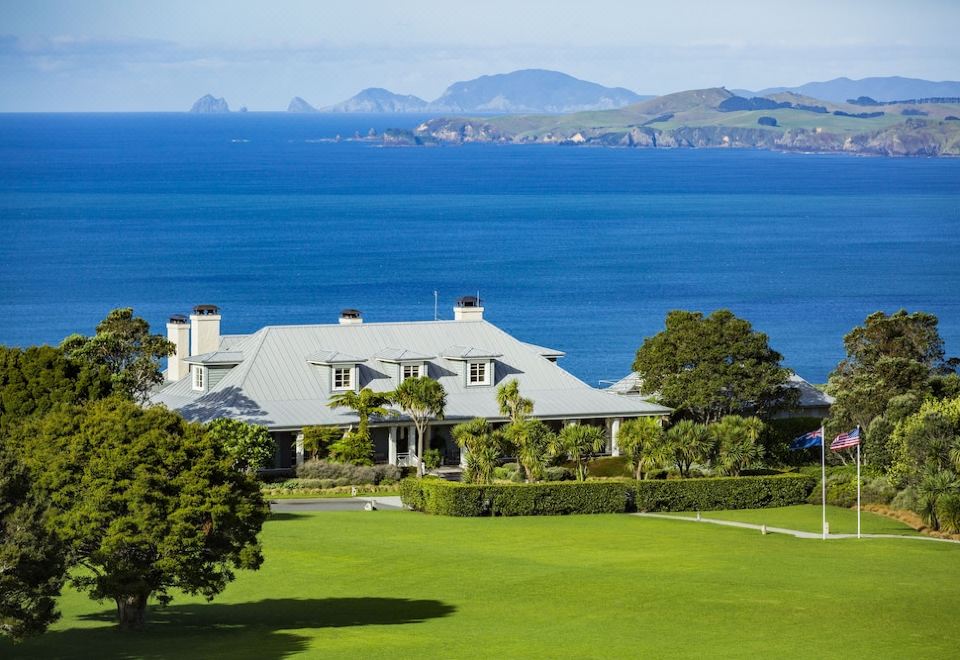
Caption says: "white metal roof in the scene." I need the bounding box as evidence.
[184,351,244,366]
[153,319,671,429]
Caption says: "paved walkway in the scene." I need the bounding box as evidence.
[270,496,404,513]
[633,512,960,544]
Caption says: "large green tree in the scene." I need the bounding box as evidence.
[827,310,957,436]
[390,377,447,477]
[632,309,795,423]
[60,308,174,403]
[11,398,269,630]
[0,446,66,643]
[205,418,276,474]
[0,345,112,433]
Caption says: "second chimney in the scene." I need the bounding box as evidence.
[339,309,363,325]
[166,314,190,381]
[454,296,484,322]
[190,304,221,356]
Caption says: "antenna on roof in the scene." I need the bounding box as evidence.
[434,291,438,321]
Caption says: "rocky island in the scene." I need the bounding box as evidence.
[189,94,230,113]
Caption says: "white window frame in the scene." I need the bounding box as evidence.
[467,360,491,386]
[332,366,354,391]
[401,363,423,382]
[192,365,205,391]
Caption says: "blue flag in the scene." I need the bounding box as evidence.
[789,428,823,451]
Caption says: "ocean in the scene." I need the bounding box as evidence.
[1,112,958,385]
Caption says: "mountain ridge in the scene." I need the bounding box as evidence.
[300,69,650,114]
[745,76,960,104]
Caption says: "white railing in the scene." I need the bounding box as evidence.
[397,452,419,467]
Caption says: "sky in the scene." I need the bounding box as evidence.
[1,0,958,111]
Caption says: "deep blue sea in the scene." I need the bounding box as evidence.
[1,112,958,385]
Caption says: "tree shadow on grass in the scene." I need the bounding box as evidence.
[2,597,457,660]
[266,511,311,522]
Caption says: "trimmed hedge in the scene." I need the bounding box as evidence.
[633,474,816,512]
[400,479,631,516]
[400,474,816,516]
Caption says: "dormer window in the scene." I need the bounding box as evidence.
[192,365,205,391]
[333,366,354,391]
[402,363,423,381]
[468,360,491,386]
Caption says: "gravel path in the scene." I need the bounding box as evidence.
[633,512,960,544]
[270,496,404,512]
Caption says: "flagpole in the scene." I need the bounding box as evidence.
[821,424,826,540]
[856,429,861,539]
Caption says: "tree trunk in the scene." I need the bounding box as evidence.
[416,424,425,478]
[115,592,150,630]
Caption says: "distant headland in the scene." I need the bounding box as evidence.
[185,71,960,156]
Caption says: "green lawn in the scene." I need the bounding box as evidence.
[4,510,958,659]
[665,504,920,536]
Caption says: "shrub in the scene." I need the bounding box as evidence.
[862,477,897,505]
[634,474,815,512]
[301,425,341,460]
[400,479,631,516]
[295,460,400,485]
[543,466,574,482]
[757,116,777,127]
[563,456,630,478]
[891,486,919,513]
[493,465,516,481]
[422,449,442,470]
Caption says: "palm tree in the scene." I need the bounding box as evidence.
[666,420,711,477]
[619,417,669,480]
[497,379,533,424]
[327,388,392,438]
[390,377,447,477]
[496,379,548,481]
[326,388,392,465]
[551,424,607,481]
[502,419,554,482]
[918,468,959,531]
[709,415,765,476]
[452,418,502,484]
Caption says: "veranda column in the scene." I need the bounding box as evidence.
[295,432,305,468]
[611,418,622,457]
[388,426,398,466]
[407,425,418,466]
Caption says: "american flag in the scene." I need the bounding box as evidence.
[830,427,861,450]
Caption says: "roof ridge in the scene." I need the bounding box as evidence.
[259,319,461,331]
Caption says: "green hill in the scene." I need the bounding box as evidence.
[403,87,960,156]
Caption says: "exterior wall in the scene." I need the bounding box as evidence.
[190,314,221,356]
[206,365,233,390]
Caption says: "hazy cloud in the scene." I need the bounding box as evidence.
[1,0,958,111]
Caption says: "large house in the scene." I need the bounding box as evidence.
[152,298,672,470]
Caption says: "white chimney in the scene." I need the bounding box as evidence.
[190,304,221,355]
[166,314,190,381]
[454,296,484,322]
[339,309,363,325]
